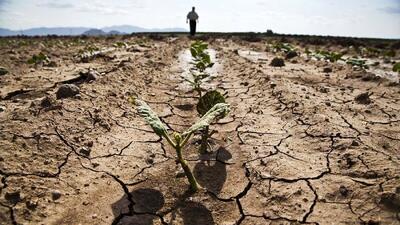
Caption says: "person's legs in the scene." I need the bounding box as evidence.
[190,20,196,36]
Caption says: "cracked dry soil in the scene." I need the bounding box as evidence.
[0,35,399,225]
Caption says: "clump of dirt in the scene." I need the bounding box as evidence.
[270,57,285,67]
[56,84,80,99]
[285,50,298,59]
[355,92,372,104]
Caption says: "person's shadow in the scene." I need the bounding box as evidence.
[112,188,215,225]
[193,147,232,194]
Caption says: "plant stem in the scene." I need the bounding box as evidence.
[199,126,209,154]
[176,145,200,192]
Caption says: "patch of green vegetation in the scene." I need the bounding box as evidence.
[27,52,50,65]
[271,42,296,53]
[393,63,400,72]
[310,50,343,62]
[197,90,226,154]
[185,41,214,97]
[113,41,128,48]
[346,58,369,69]
[131,97,230,192]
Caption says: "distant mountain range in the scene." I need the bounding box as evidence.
[0,25,187,36]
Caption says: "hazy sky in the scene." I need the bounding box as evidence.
[0,0,399,38]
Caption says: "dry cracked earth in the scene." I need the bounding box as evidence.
[0,35,399,225]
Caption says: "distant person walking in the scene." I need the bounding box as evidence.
[187,7,199,36]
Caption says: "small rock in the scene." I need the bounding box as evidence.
[270,82,277,88]
[26,199,38,210]
[79,147,91,156]
[319,87,329,93]
[146,158,154,164]
[270,57,285,67]
[0,67,9,76]
[40,96,56,108]
[44,159,51,165]
[85,70,99,81]
[339,185,349,196]
[5,191,21,204]
[0,105,5,112]
[92,214,98,219]
[351,140,360,146]
[361,73,380,82]
[285,51,298,59]
[56,84,80,99]
[45,61,58,67]
[51,190,62,200]
[379,192,400,210]
[355,92,372,104]
[323,67,333,73]
[86,141,94,147]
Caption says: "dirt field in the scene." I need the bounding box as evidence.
[0,35,399,225]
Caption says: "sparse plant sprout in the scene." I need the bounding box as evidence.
[185,41,214,97]
[113,41,128,48]
[346,58,369,69]
[196,90,227,154]
[310,50,343,62]
[130,97,230,192]
[393,63,400,72]
[271,42,295,53]
[27,52,50,65]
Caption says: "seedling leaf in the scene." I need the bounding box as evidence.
[131,97,169,137]
[197,90,226,116]
[184,103,230,136]
[393,63,400,72]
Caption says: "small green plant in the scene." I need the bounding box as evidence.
[310,50,343,62]
[346,58,369,69]
[185,41,214,97]
[393,63,400,72]
[131,97,230,192]
[196,90,226,154]
[27,52,50,65]
[271,42,295,53]
[113,41,128,48]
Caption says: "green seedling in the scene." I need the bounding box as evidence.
[196,90,227,154]
[185,41,214,97]
[113,41,128,48]
[346,58,369,69]
[393,63,400,72]
[271,42,295,53]
[27,52,50,65]
[130,97,230,192]
[310,50,343,62]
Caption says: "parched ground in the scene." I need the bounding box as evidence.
[0,36,399,225]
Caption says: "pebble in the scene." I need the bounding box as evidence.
[85,70,99,81]
[323,67,333,73]
[56,84,80,99]
[26,199,39,210]
[270,57,285,67]
[0,67,8,76]
[5,191,21,204]
[51,190,62,200]
[79,147,91,156]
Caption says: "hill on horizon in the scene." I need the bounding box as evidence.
[0,25,187,36]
